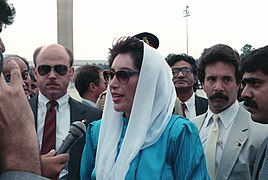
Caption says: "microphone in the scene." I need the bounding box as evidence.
[56,121,86,155]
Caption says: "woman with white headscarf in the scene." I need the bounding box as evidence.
[80,36,209,179]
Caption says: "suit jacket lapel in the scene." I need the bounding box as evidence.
[216,106,249,179]
[69,97,87,124]
[192,113,207,132]
[29,96,38,130]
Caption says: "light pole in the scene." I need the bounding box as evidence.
[183,5,190,54]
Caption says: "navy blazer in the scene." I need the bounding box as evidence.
[29,95,102,180]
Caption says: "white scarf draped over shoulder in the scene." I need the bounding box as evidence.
[95,42,176,180]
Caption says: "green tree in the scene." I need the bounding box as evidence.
[240,44,254,59]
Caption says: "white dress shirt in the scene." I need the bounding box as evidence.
[37,92,71,178]
[183,93,196,119]
[82,98,96,107]
[199,100,239,169]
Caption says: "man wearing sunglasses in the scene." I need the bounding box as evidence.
[167,53,208,119]
[29,44,102,180]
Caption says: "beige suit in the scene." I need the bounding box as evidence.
[192,105,268,180]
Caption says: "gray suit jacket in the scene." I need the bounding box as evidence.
[252,137,268,180]
[29,95,103,180]
[0,171,48,180]
[192,105,268,180]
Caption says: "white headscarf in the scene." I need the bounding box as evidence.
[95,42,176,180]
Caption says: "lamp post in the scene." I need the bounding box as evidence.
[183,5,190,54]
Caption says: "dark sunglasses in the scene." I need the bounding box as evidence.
[172,67,192,76]
[103,69,140,85]
[37,64,68,76]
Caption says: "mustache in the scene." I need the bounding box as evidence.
[243,99,258,109]
[210,92,229,101]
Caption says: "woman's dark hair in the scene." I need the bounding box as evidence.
[108,36,144,70]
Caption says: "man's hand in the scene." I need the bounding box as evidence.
[41,150,69,180]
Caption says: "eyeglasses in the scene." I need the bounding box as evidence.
[172,67,193,76]
[103,69,140,85]
[37,64,68,76]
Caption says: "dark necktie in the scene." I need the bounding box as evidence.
[181,103,187,117]
[41,100,58,155]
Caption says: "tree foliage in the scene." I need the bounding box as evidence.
[240,44,254,59]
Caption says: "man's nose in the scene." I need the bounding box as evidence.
[241,85,253,99]
[214,80,224,92]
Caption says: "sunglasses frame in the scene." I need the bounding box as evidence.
[103,69,140,85]
[172,67,193,76]
[37,64,69,76]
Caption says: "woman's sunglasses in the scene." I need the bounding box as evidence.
[37,64,68,76]
[103,69,139,85]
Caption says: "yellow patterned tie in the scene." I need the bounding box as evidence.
[205,114,219,180]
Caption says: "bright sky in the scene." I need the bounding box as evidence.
[2,0,268,62]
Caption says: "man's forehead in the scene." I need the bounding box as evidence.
[243,71,268,81]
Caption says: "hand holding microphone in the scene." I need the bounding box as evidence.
[56,121,86,155]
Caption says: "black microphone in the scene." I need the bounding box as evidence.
[56,121,86,155]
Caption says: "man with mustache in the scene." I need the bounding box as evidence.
[167,53,208,118]
[29,44,102,179]
[192,44,268,180]
[240,45,268,180]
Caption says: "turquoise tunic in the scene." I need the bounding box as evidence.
[80,115,209,179]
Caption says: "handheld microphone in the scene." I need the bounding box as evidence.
[56,121,86,155]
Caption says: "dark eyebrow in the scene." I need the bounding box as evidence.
[21,70,29,74]
[242,77,262,83]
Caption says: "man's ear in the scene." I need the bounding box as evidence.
[88,82,96,92]
[33,67,38,77]
[194,75,198,83]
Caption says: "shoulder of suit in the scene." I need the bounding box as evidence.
[192,112,207,121]
[28,95,38,107]
[195,95,208,102]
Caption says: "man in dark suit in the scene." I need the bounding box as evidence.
[167,53,208,119]
[73,64,107,107]
[240,45,268,180]
[29,44,102,180]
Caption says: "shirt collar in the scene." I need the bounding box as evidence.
[205,100,239,128]
[184,93,195,110]
[38,93,69,112]
[82,98,96,107]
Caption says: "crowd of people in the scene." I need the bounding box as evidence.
[1,0,268,180]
